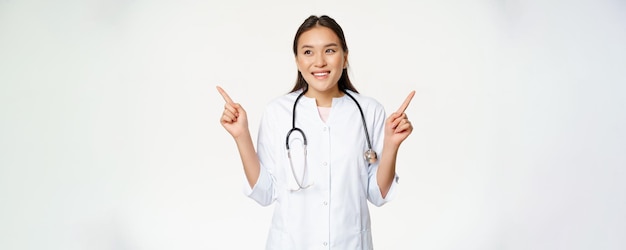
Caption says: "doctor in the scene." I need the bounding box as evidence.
[217,15,415,250]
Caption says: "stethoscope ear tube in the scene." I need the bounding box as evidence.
[285,89,311,191]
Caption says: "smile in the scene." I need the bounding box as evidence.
[312,71,330,78]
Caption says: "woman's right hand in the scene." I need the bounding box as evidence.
[217,86,249,139]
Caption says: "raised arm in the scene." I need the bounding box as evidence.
[378,90,415,198]
[217,86,261,188]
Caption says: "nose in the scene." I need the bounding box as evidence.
[313,54,327,67]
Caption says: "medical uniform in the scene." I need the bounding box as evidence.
[245,89,399,250]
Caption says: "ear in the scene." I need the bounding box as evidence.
[343,52,349,69]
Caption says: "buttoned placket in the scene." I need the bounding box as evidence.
[320,124,331,248]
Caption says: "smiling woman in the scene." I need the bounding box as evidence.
[217,15,415,249]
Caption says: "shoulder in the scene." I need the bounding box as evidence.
[344,90,384,111]
[262,90,301,115]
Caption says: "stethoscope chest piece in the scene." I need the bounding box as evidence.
[364,149,377,164]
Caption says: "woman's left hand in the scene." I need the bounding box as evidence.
[384,91,415,147]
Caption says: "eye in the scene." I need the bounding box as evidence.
[303,50,312,55]
[325,48,336,54]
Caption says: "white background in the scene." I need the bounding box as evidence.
[1,0,625,249]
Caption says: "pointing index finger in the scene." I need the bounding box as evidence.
[216,85,234,104]
[396,90,415,113]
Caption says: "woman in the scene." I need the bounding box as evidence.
[217,15,414,250]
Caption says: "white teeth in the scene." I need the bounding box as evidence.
[313,72,329,76]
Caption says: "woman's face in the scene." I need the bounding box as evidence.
[295,26,348,97]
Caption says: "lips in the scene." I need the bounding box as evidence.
[312,71,330,79]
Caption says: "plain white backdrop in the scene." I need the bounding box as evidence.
[1,0,625,249]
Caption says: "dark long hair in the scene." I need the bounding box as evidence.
[290,15,358,93]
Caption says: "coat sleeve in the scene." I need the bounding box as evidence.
[243,107,278,206]
[366,102,400,207]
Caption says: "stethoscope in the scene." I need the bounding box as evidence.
[285,86,378,191]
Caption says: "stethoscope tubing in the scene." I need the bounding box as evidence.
[342,89,374,151]
[285,86,377,190]
[285,87,374,151]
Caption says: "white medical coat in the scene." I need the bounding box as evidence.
[244,89,399,250]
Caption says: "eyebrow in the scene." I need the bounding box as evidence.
[300,43,339,49]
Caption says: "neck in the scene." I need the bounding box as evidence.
[305,87,343,107]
